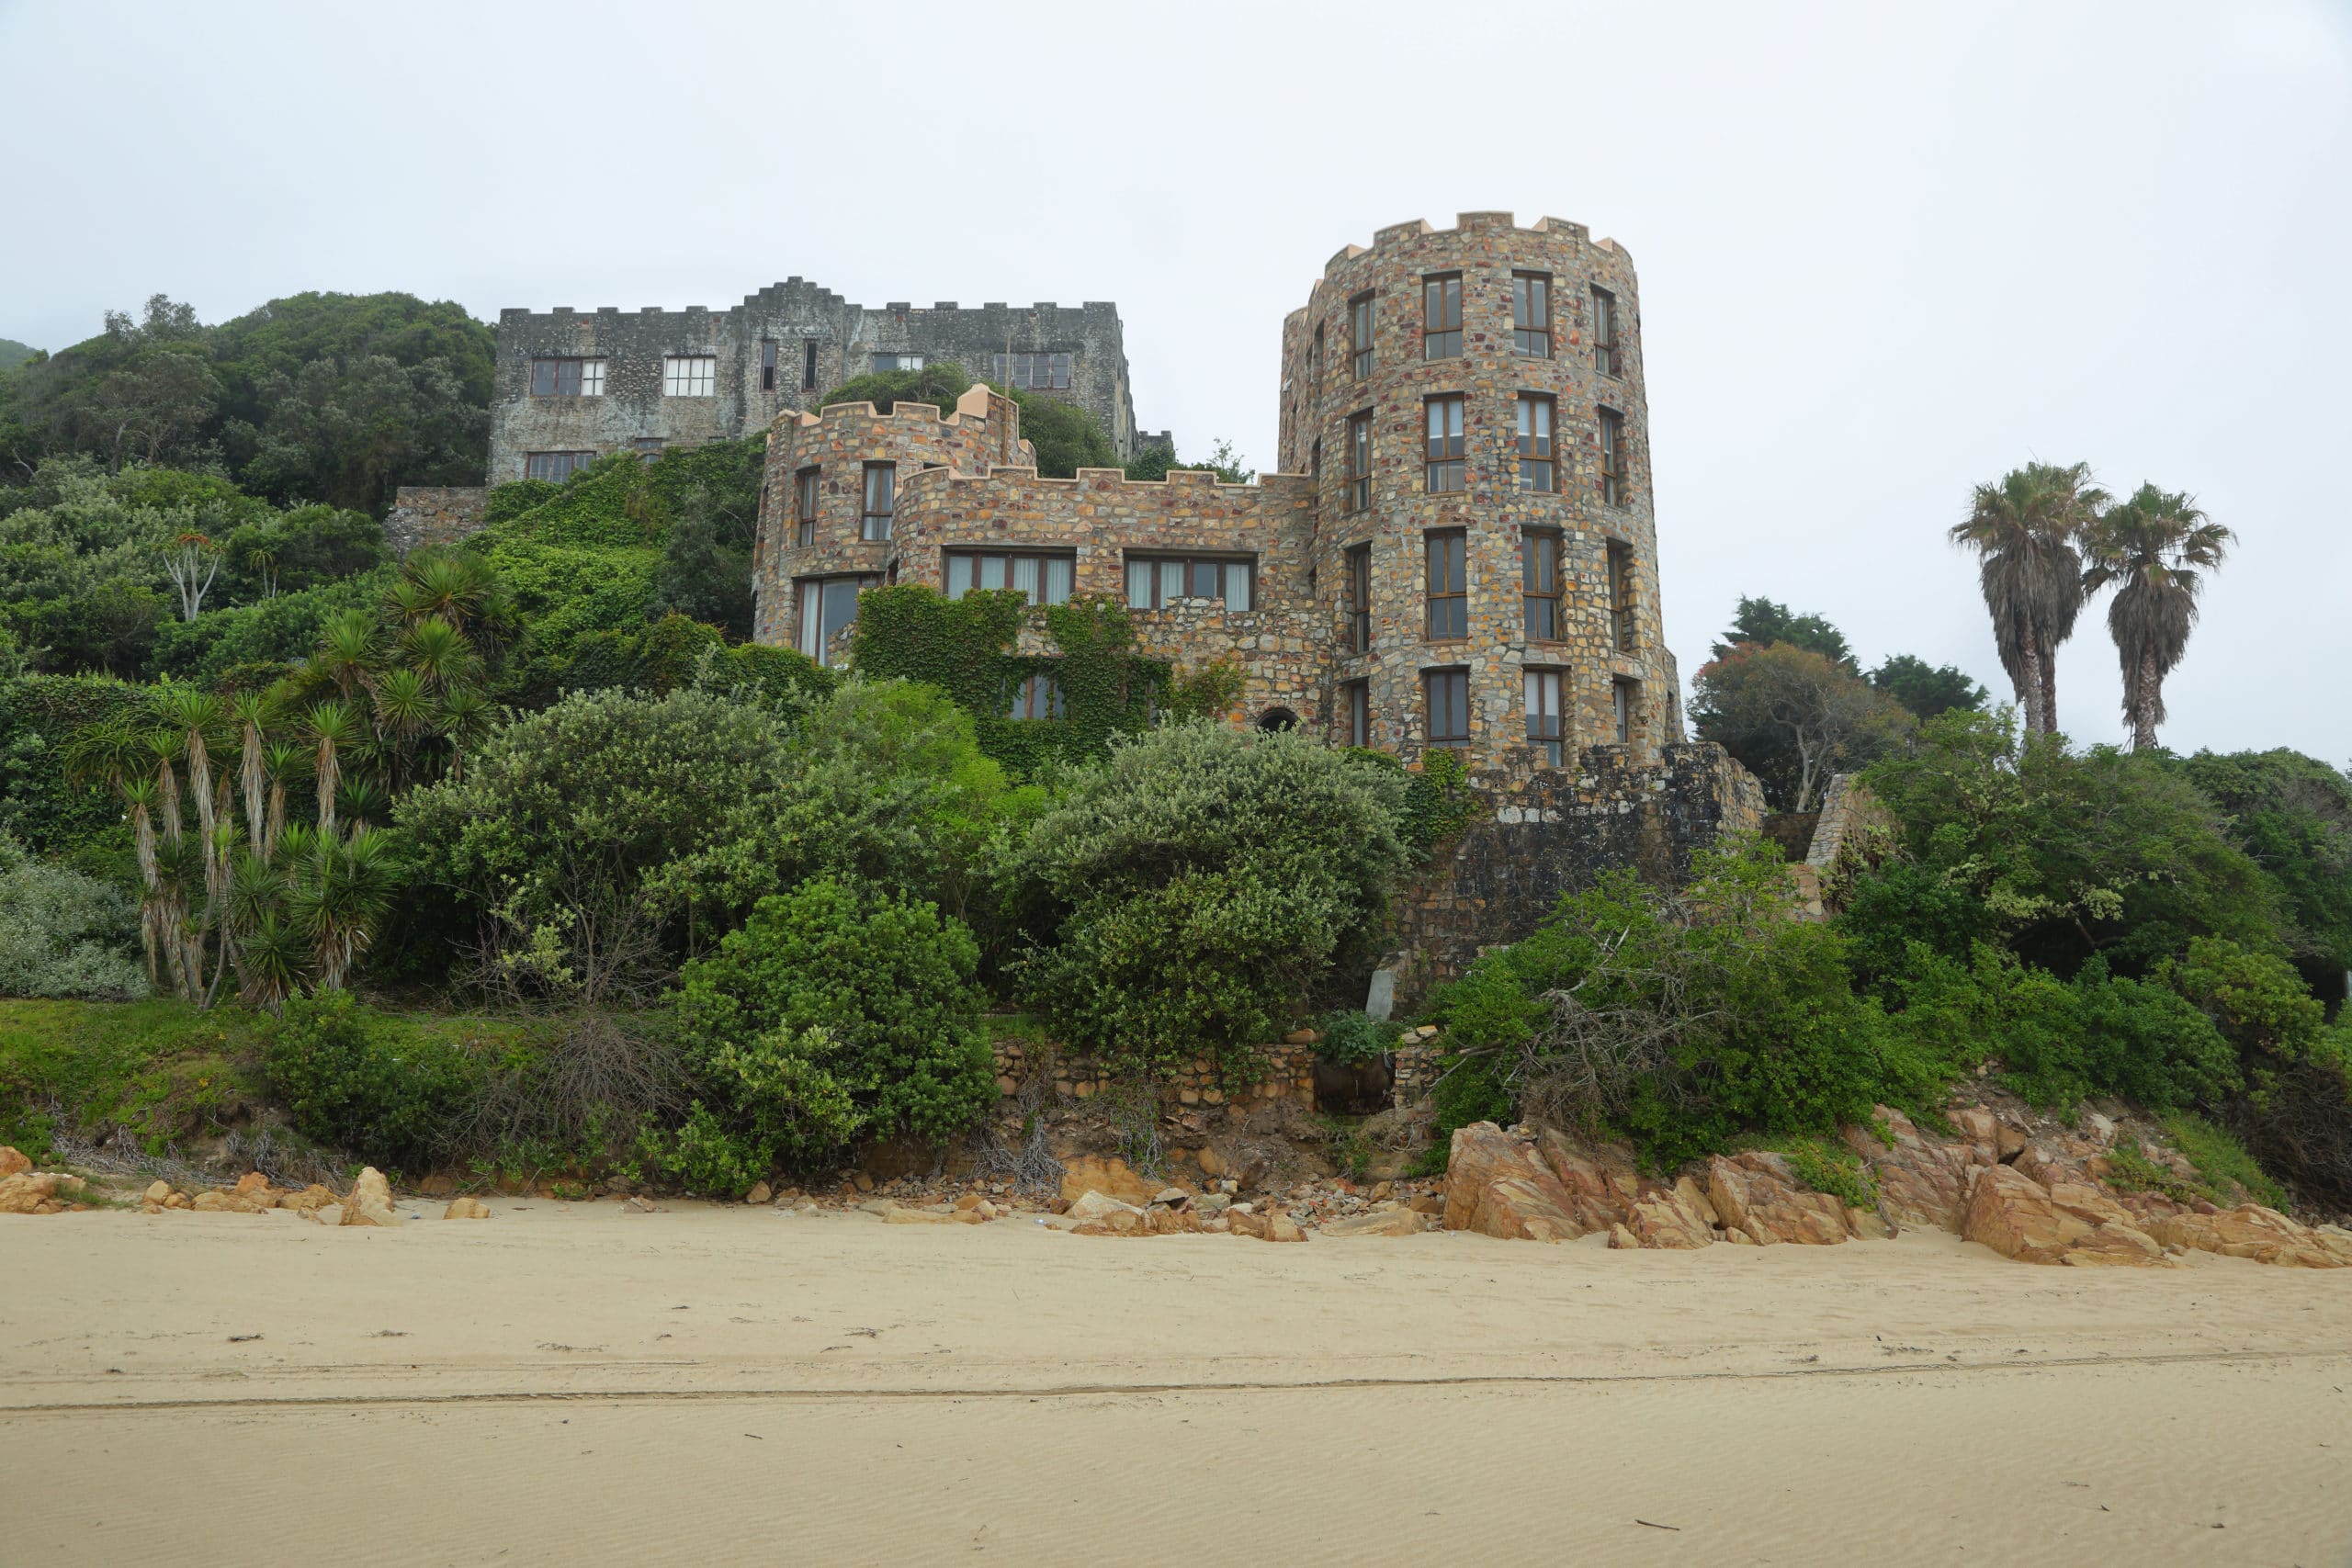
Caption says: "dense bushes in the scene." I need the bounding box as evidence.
[1016,722,1411,1079]
[0,832,144,999]
[670,878,993,1186]
[1427,840,1914,1168]
[261,991,493,1170]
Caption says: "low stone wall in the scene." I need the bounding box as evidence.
[991,1038,1317,1109]
[385,486,489,555]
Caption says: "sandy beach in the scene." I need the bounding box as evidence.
[4,1201,2348,1566]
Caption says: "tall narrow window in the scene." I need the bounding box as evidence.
[1512,273,1551,357]
[1347,411,1372,511]
[1421,274,1462,360]
[1309,436,1321,485]
[1345,543,1372,653]
[1607,541,1637,651]
[1309,323,1324,388]
[1516,395,1555,492]
[1592,287,1620,377]
[1425,530,1466,639]
[1424,395,1464,493]
[1425,669,1470,750]
[1599,408,1627,506]
[1350,291,1374,378]
[861,463,895,541]
[1613,678,1638,745]
[795,466,820,547]
[1521,530,1562,640]
[796,575,876,667]
[760,340,778,391]
[1344,680,1371,748]
[662,355,717,397]
[802,338,820,390]
[1525,668,1565,766]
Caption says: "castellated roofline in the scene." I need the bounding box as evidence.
[765,382,1004,434]
[1314,211,1623,288]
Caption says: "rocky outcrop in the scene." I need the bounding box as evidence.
[2148,1205,2352,1269]
[339,1168,401,1227]
[0,1171,85,1214]
[1058,1156,1167,1206]
[1705,1155,1852,1246]
[0,1145,29,1179]
[1962,1164,2163,1267]
[1442,1123,1589,1241]
[1842,1109,1974,1232]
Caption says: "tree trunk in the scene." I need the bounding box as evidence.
[2132,644,2163,751]
[2015,623,2046,737]
[2037,620,2060,735]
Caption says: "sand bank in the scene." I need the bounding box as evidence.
[4,1200,2347,1564]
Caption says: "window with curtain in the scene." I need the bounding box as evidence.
[1522,530,1562,640]
[796,575,876,667]
[1512,274,1551,357]
[1592,287,1620,377]
[1422,274,1462,359]
[1424,395,1464,492]
[1425,530,1466,639]
[1425,668,1470,748]
[1348,412,1372,511]
[1124,556,1253,611]
[862,463,895,541]
[1600,408,1627,505]
[944,550,1074,605]
[1008,671,1068,720]
[1525,668,1564,766]
[795,467,820,547]
[1516,395,1554,491]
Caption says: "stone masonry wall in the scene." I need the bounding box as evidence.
[489,283,1142,486]
[384,486,488,555]
[1277,213,1680,769]
[991,1039,1317,1110]
[1387,739,1767,1005]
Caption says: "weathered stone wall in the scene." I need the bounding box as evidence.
[1277,213,1679,769]
[384,486,488,555]
[487,283,1142,485]
[991,1039,1317,1110]
[1386,740,1767,1005]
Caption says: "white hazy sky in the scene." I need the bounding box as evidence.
[3,0,2346,761]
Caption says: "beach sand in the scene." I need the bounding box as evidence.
[4,1199,2347,1565]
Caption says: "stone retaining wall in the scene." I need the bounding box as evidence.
[384,487,488,555]
[991,1038,1317,1109]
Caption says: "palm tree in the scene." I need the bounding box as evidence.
[1950,461,2106,735]
[229,689,277,853]
[260,741,307,858]
[289,827,396,990]
[392,548,515,662]
[305,701,362,839]
[2082,484,2233,750]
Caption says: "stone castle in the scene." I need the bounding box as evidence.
[755,211,1682,776]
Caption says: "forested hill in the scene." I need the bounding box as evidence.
[0,340,36,374]
[0,292,493,517]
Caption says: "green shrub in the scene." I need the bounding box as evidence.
[1015,722,1411,1080]
[0,832,144,999]
[262,991,488,1169]
[2159,1111,2286,1209]
[1417,1046,1519,1172]
[1776,1135,1880,1210]
[1429,839,1924,1169]
[639,1101,776,1198]
[674,877,993,1156]
[1317,1010,1402,1066]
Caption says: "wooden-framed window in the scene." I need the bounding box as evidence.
[1512,273,1551,357]
[1516,395,1555,492]
[1424,395,1464,493]
[1425,667,1470,750]
[990,352,1071,390]
[1421,273,1463,360]
[662,355,717,397]
[1347,411,1372,511]
[861,462,896,541]
[796,573,878,667]
[1309,322,1324,388]
[1425,529,1467,639]
[1125,555,1254,611]
[760,340,778,391]
[1343,680,1371,749]
[1592,287,1620,377]
[1350,291,1374,378]
[869,352,924,373]
[1345,543,1372,653]
[1521,529,1563,640]
[524,449,595,482]
[1008,671,1068,721]
[1612,677,1638,744]
[528,357,605,398]
[794,466,820,547]
[1606,540,1637,651]
[633,437,665,465]
[801,339,820,390]
[946,549,1075,605]
[1599,408,1627,505]
[1525,667,1565,766]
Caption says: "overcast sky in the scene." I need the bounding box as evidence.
[3,0,2345,761]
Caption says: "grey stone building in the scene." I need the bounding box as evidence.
[484,280,1145,484]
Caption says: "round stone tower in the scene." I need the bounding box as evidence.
[1279,212,1682,772]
